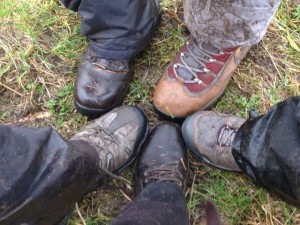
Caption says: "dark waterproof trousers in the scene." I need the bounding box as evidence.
[0,125,101,225]
[60,0,161,60]
[110,182,189,225]
[0,125,188,225]
[232,96,300,207]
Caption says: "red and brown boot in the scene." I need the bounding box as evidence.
[153,37,251,120]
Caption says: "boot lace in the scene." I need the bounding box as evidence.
[173,39,226,85]
[217,123,239,147]
[144,161,184,187]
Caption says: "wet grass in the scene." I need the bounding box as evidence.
[0,0,300,224]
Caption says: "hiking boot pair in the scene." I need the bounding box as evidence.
[73,103,245,186]
[71,105,188,192]
[74,37,250,119]
[134,110,246,181]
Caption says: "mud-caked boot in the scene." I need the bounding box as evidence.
[71,105,148,176]
[182,111,245,171]
[135,122,188,194]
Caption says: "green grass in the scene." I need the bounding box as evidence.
[0,0,85,130]
[1,0,300,224]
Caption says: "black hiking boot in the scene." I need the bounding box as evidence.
[135,122,188,195]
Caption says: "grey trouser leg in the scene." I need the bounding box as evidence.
[183,0,281,48]
[60,0,161,60]
[232,96,300,207]
[0,125,100,225]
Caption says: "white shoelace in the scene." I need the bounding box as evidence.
[173,40,225,85]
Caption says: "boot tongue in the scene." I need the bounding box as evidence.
[201,42,219,53]
[187,42,219,67]
[177,67,194,80]
[96,58,129,72]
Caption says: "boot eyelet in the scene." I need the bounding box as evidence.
[194,78,202,84]
[203,68,210,73]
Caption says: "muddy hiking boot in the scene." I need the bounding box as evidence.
[71,105,148,177]
[153,36,251,120]
[135,122,188,194]
[182,111,245,171]
[74,47,131,118]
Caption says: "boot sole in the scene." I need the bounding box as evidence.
[56,210,72,225]
[74,96,125,119]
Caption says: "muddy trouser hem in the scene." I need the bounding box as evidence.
[109,182,189,225]
[183,0,281,49]
[232,96,300,207]
[0,125,101,225]
[60,0,161,60]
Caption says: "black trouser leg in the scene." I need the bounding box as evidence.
[0,125,100,225]
[110,182,189,225]
[60,0,161,60]
[232,96,300,207]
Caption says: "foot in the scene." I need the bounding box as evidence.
[182,111,245,171]
[74,47,131,118]
[71,105,148,174]
[135,122,188,195]
[153,36,251,119]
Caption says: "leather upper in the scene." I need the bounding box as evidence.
[75,48,130,111]
[135,122,188,195]
[153,38,251,119]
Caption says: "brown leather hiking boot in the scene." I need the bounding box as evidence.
[74,47,131,118]
[182,111,245,171]
[135,122,188,195]
[153,37,251,120]
[71,105,148,175]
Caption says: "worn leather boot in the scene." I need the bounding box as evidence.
[135,122,188,195]
[71,105,148,175]
[153,37,251,120]
[182,111,245,171]
[74,47,131,118]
